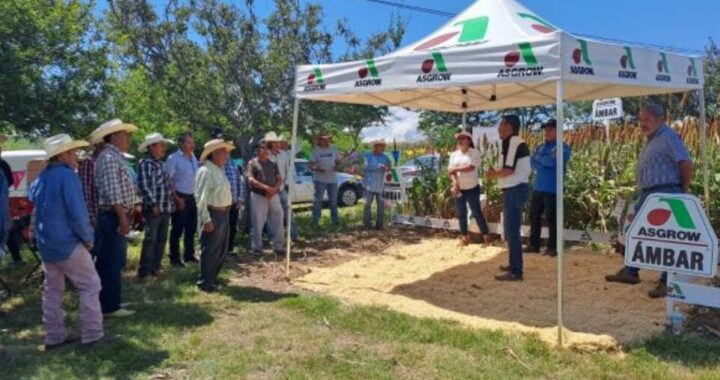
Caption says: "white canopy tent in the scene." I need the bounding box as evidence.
[285,0,708,347]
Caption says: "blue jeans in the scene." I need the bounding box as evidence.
[503,184,530,276]
[625,184,682,279]
[169,193,197,262]
[364,191,385,229]
[455,185,490,236]
[95,211,128,313]
[312,181,339,225]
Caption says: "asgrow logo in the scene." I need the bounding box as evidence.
[570,39,594,76]
[517,13,556,34]
[687,58,700,85]
[656,53,672,82]
[304,67,326,92]
[618,46,637,79]
[415,16,489,51]
[646,198,696,230]
[498,42,544,78]
[356,59,382,88]
[417,52,452,83]
[668,283,687,300]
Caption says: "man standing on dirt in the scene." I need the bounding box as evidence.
[605,103,693,298]
[310,134,340,226]
[487,115,531,282]
[247,141,285,256]
[166,132,199,267]
[527,119,571,257]
[363,139,391,230]
[267,132,298,241]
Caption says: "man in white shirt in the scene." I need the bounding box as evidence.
[487,115,531,281]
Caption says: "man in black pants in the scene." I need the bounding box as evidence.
[166,132,199,266]
[527,119,571,256]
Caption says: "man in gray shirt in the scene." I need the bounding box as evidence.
[310,134,340,225]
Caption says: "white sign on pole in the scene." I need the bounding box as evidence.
[625,194,718,277]
[382,168,406,205]
[592,98,624,121]
[668,279,720,308]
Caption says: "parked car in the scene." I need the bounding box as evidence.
[1,150,47,219]
[291,159,363,206]
[397,154,441,185]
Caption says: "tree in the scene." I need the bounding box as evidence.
[0,0,109,136]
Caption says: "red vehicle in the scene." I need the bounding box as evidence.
[1,150,47,220]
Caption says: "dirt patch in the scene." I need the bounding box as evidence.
[293,234,669,351]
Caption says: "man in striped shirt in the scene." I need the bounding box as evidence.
[137,133,174,280]
[606,104,693,298]
[93,119,140,317]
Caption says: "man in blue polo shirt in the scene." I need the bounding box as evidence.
[606,103,693,298]
[527,119,571,257]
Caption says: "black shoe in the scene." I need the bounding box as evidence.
[499,265,511,272]
[198,284,217,293]
[524,246,541,254]
[648,280,669,298]
[542,250,557,257]
[495,272,523,282]
[185,256,199,263]
[605,268,640,285]
[45,335,80,351]
[170,260,185,268]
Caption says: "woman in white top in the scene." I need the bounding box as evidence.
[448,131,490,246]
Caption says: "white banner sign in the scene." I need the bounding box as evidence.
[625,194,718,277]
[382,168,407,204]
[668,279,720,309]
[592,98,623,121]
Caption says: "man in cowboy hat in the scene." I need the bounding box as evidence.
[195,139,233,292]
[487,115,531,282]
[310,133,340,226]
[78,131,106,230]
[363,139,391,230]
[137,133,174,280]
[527,119,571,257]
[166,132,199,267]
[247,141,284,256]
[93,118,139,316]
[210,129,243,257]
[267,132,297,241]
[29,134,104,349]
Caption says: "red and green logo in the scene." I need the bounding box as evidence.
[570,39,594,76]
[417,52,452,83]
[619,46,637,79]
[517,13,555,34]
[687,58,700,84]
[498,42,544,78]
[647,198,696,230]
[356,59,383,88]
[656,53,671,82]
[415,16,489,51]
[304,67,326,92]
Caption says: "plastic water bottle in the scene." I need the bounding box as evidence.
[670,308,685,336]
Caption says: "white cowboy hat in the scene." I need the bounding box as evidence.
[138,132,173,153]
[90,119,138,143]
[200,139,235,162]
[44,134,90,159]
[454,131,473,140]
[262,131,285,143]
[370,139,387,146]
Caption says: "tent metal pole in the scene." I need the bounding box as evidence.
[698,88,710,213]
[286,97,301,276]
[555,80,565,348]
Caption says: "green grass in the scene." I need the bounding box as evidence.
[1,205,720,379]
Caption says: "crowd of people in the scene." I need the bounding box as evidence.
[0,101,694,349]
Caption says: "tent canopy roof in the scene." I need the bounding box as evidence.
[295,0,703,113]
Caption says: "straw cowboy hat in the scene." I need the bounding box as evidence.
[370,139,387,146]
[138,132,173,153]
[262,131,283,143]
[44,134,90,159]
[454,131,473,140]
[90,119,138,144]
[200,139,235,162]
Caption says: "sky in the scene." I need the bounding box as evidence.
[253,0,719,141]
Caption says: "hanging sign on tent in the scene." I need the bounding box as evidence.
[592,98,623,121]
[625,194,718,277]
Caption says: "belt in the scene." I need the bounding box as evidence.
[177,192,194,198]
[641,183,681,193]
[501,183,529,192]
[207,205,230,212]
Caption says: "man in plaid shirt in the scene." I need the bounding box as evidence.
[137,133,174,280]
[93,119,140,317]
